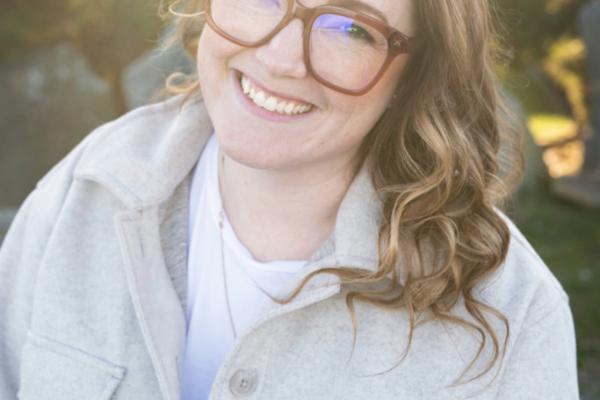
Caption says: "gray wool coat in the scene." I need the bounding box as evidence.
[0,95,579,399]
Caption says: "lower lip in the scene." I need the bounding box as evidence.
[232,71,318,123]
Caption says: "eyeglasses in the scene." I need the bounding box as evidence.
[179,0,414,95]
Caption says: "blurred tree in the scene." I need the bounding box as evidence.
[496,0,588,64]
[0,0,593,113]
[496,0,590,136]
[0,0,163,112]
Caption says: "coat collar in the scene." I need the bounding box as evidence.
[75,95,213,209]
[74,94,382,272]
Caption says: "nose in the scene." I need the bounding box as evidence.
[255,18,308,78]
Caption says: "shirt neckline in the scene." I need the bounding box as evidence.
[202,133,309,274]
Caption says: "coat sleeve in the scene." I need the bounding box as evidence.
[495,297,580,399]
[0,129,100,398]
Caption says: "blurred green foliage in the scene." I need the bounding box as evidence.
[1,0,592,63]
[495,0,588,64]
[0,0,163,79]
[497,0,591,140]
[0,0,592,78]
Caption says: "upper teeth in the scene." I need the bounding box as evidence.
[241,75,313,115]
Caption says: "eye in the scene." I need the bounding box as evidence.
[313,14,379,45]
[343,22,375,43]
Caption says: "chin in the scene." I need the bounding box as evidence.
[215,132,298,171]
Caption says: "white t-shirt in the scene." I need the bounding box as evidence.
[180,134,309,400]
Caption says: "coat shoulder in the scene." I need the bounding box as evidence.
[481,208,569,325]
[73,94,211,208]
[38,95,193,193]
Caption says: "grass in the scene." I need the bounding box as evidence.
[515,186,600,398]
[505,36,600,397]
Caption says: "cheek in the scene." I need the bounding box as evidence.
[196,26,238,76]
[196,27,238,102]
[328,78,397,126]
[383,56,410,93]
[326,56,408,115]
[316,95,383,150]
[195,30,211,82]
[320,64,407,150]
[196,28,218,75]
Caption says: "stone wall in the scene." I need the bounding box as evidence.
[0,43,117,208]
[579,0,600,172]
[0,30,191,236]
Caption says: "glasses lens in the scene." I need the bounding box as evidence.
[310,13,388,92]
[210,0,288,43]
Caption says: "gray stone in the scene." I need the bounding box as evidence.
[519,123,548,192]
[122,26,195,110]
[501,90,549,193]
[0,42,118,208]
[0,208,17,246]
[552,172,600,209]
[579,0,600,172]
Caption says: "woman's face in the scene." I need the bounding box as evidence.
[196,0,414,172]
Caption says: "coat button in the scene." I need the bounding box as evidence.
[229,368,258,397]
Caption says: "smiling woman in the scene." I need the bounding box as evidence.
[0,0,580,399]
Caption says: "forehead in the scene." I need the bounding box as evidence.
[301,0,414,34]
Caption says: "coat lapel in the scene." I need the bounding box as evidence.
[114,207,186,400]
[74,93,390,400]
[75,94,213,400]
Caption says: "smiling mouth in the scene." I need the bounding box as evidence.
[238,73,315,116]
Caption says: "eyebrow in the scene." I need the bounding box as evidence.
[328,0,390,25]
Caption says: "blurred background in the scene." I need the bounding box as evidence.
[0,0,599,396]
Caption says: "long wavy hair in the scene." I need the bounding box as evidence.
[162,0,524,387]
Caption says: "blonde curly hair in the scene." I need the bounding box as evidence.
[162,0,524,387]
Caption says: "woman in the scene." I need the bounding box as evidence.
[0,0,579,399]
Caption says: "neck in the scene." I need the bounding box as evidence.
[219,153,360,262]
